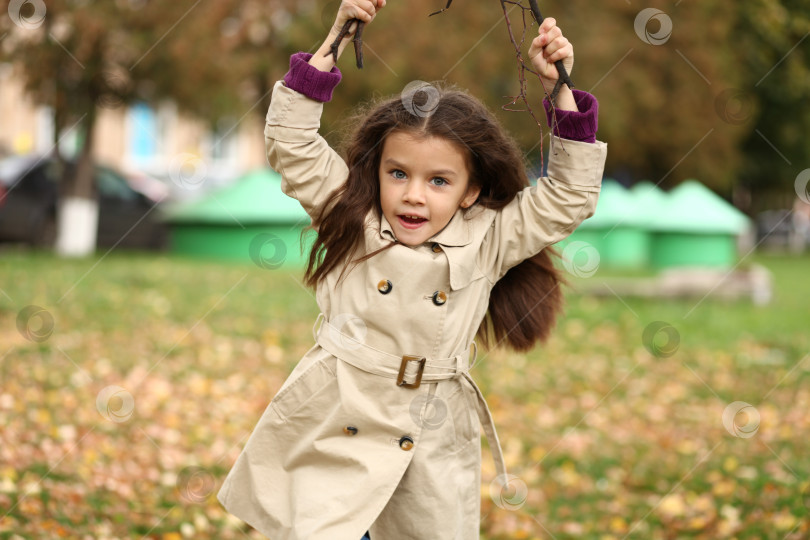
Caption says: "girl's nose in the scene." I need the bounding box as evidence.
[402,179,426,204]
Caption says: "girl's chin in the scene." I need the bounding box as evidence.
[394,227,431,246]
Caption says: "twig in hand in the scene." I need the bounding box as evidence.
[526,0,574,103]
[352,20,365,67]
[325,18,365,68]
[429,0,454,16]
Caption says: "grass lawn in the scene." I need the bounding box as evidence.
[0,247,808,539]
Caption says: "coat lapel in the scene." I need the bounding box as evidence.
[377,206,496,291]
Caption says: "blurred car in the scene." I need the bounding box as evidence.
[0,154,168,250]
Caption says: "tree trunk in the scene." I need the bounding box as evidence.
[55,107,98,257]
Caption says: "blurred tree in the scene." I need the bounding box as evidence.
[289,0,558,159]
[3,0,806,256]
[0,0,299,256]
[564,0,747,192]
[219,0,307,125]
[735,0,810,211]
[284,0,750,191]
[294,0,810,207]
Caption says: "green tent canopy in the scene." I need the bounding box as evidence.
[162,168,314,266]
[630,181,667,228]
[648,180,751,268]
[163,168,308,225]
[563,180,649,268]
[649,180,749,234]
[578,179,645,229]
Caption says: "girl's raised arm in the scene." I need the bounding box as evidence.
[264,0,385,223]
[480,19,607,280]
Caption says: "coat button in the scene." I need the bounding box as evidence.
[343,426,358,436]
[377,279,393,294]
[431,243,442,253]
[398,435,414,451]
[432,291,447,306]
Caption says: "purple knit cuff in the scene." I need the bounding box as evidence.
[282,52,342,103]
[543,89,598,143]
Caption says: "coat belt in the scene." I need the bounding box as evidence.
[313,313,508,485]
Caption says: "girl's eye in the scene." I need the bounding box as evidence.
[391,169,406,180]
[430,177,448,186]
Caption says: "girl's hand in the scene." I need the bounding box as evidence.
[310,0,385,71]
[331,0,385,37]
[528,18,574,86]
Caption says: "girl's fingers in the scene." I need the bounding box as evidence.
[542,36,569,60]
[545,42,572,64]
[341,0,381,25]
[362,0,384,16]
[534,25,562,51]
[353,1,374,22]
[539,17,556,33]
[529,19,573,78]
[538,26,562,46]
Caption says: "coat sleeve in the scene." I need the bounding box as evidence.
[482,135,608,282]
[265,80,349,224]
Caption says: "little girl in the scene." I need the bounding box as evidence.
[217,0,607,538]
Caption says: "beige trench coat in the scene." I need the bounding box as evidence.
[217,80,608,539]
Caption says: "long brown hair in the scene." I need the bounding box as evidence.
[304,82,565,352]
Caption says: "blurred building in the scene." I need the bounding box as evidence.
[0,64,267,198]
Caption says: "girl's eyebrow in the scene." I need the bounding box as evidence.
[382,158,458,177]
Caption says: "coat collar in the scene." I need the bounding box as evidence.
[378,205,492,291]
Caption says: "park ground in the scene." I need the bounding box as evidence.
[0,249,808,539]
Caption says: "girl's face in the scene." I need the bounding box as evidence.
[378,130,481,247]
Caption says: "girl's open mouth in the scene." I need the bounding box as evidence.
[398,215,427,229]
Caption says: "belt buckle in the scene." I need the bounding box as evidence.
[397,355,426,388]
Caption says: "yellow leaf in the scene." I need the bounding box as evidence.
[658,493,686,518]
[773,510,796,531]
[529,446,546,463]
[609,517,628,533]
[712,479,735,498]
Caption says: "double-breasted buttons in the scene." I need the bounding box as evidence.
[343,426,358,436]
[377,279,393,294]
[432,291,447,306]
[398,435,414,451]
[431,243,442,253]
